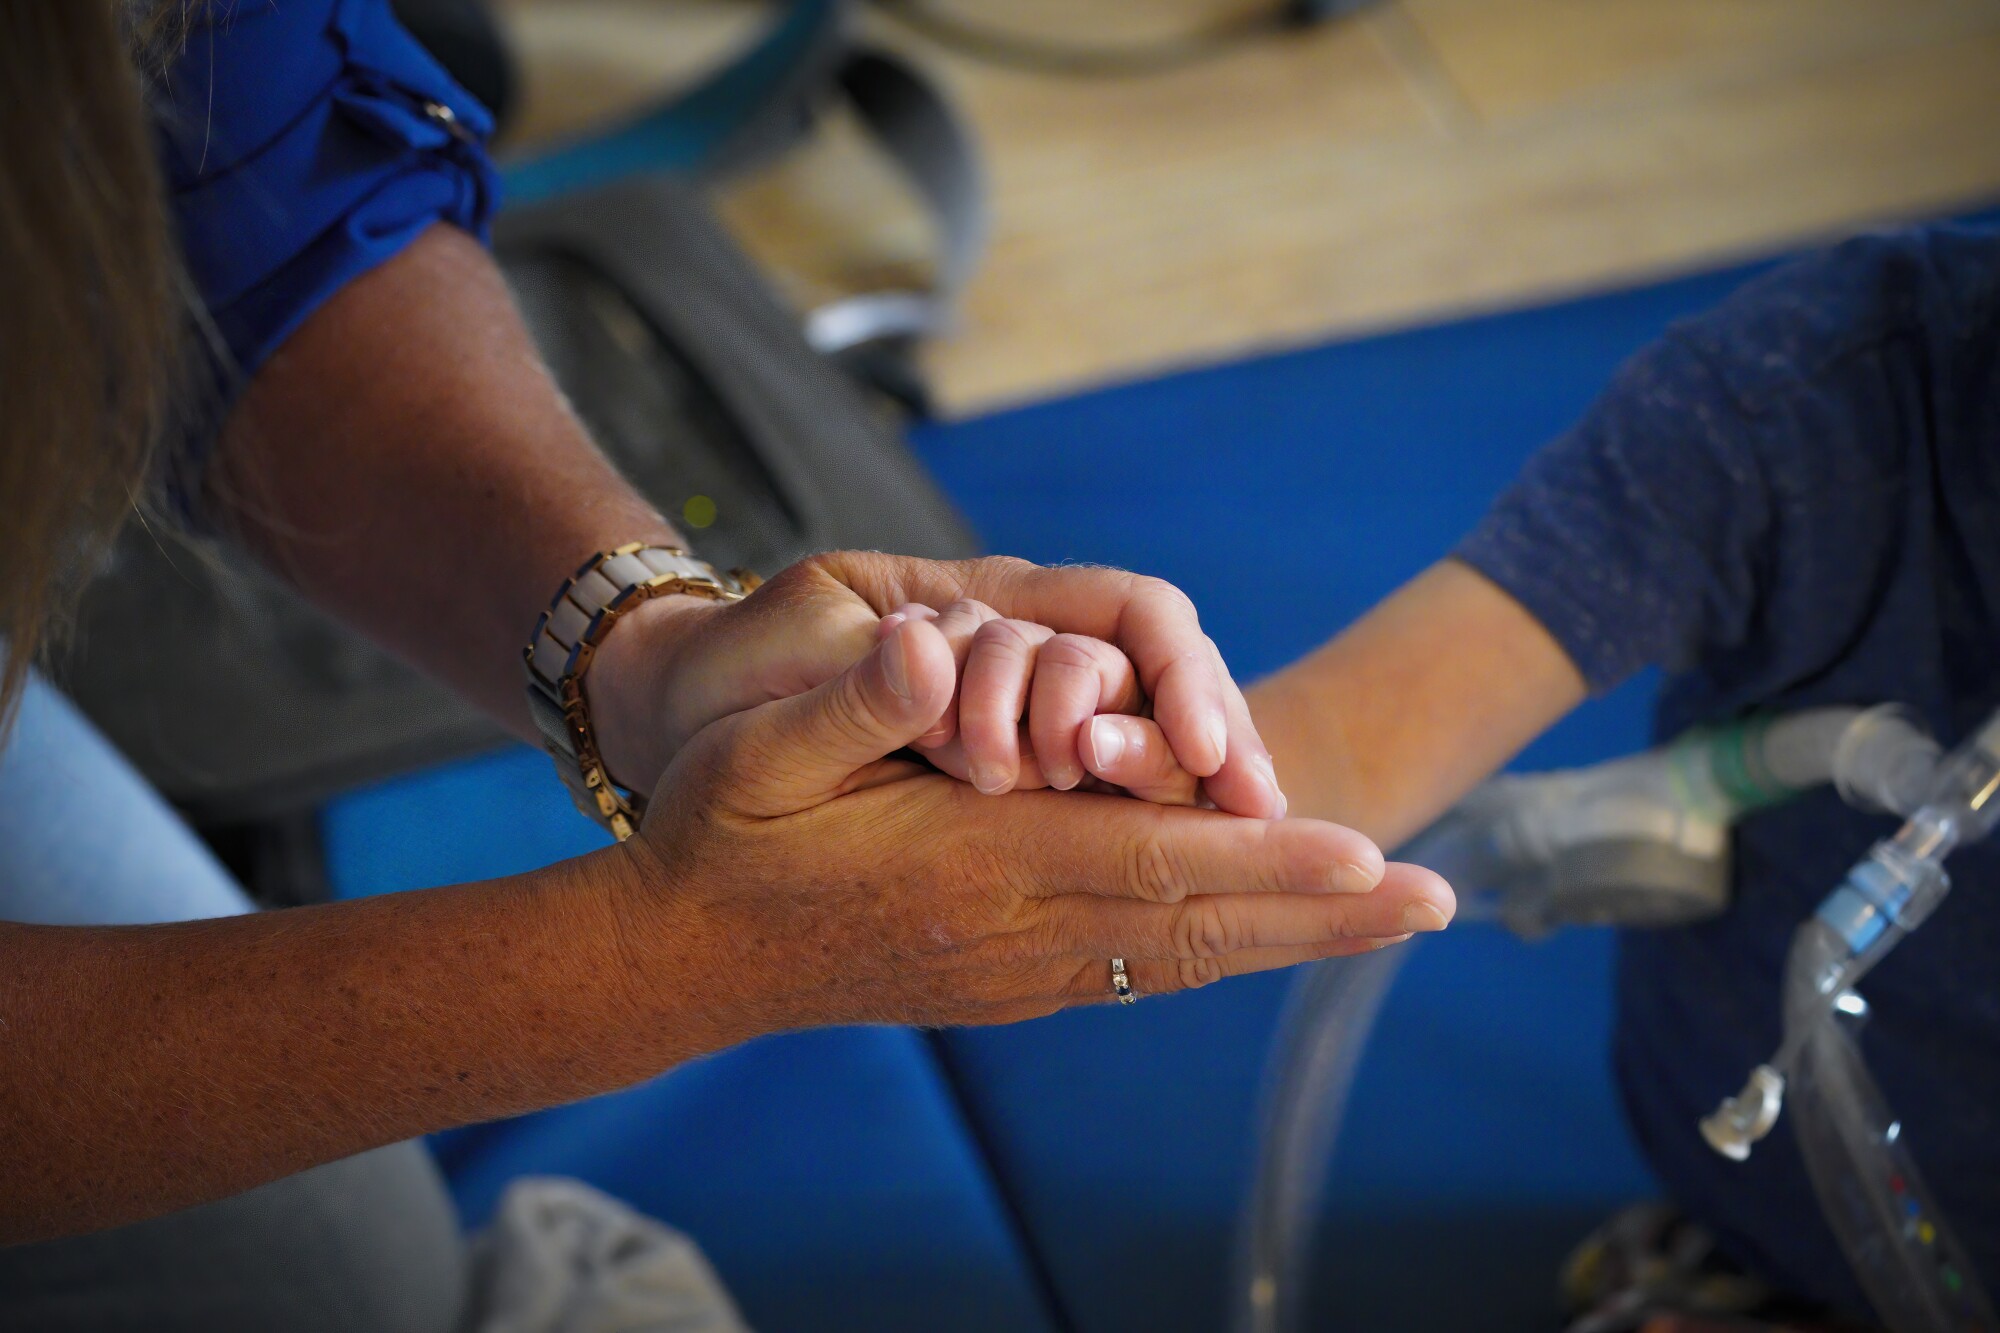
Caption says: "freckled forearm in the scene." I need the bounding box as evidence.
[0,847,722,1244]
[204,223,683,736]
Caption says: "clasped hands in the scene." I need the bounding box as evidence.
[582,552,1453,1041]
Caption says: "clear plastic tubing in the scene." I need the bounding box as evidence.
[1234,943,1413,1333]
[1235,705,1946,1333]
[1702,708,2000,1332]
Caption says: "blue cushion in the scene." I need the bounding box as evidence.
[322,752,1058,1333]
[431,1026,1055,1333]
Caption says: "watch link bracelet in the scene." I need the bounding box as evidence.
[523,543,758,840]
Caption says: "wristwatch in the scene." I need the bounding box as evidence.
[523,542,758,840]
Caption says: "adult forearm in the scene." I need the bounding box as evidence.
[0,846,719,1245]
[1248,560,1587,849]
[204,223,686,735]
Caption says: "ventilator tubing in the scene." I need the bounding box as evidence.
[1236,705,1971,1333]
[1702,707,2000,1332]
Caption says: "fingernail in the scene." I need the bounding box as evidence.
[1049,766,1081,792]
[1331,859,1382,893]
[1086,716,1125,770]
[971,763,1010,795]
[1372,932,1415,951]
[1402,901,1450,933]
[878,612,907,639]
[882,628,912,702]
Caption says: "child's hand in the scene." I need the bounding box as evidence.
[875,600,1283,817]
[1073,711,1211,808]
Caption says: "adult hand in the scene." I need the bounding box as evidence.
[610,615,1453,1035]
[589,552,1287,821]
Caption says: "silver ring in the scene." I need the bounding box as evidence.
[1110,957,1135,1005]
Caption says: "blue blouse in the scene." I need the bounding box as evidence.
[156,0,501,383]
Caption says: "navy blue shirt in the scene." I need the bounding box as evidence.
[1456,226,2000,1317]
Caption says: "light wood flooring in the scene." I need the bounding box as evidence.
[494,0,2000,414]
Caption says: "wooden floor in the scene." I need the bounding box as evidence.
[495,0,2000,415]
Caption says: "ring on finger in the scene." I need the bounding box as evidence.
[1110,957,1135,1005]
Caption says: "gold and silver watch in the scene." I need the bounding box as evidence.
[523,542,758,840]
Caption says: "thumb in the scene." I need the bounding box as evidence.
[707,618,956,816]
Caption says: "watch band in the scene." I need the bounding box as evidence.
[523,543,759,840]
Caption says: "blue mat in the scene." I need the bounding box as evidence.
[324,748,1058,1333]
[327,246,1852,1331]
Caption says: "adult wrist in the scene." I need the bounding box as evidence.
[574,836,768,1061]
[523,544,755,839]
[586,592,729,793]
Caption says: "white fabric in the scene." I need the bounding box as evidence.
[469,1179,751,1333]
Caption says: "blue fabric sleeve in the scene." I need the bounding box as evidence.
[1452,329,1774,692]
[157,0,501,386]
[1452,227,2000,699]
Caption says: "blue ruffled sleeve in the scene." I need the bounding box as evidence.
[157,0,501,388]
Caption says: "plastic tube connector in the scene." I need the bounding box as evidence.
[1699,1064,1786,1161]
[1829,704,1941,817]
[1815,850,1949,958]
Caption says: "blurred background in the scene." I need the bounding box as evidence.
[490,0,2000,411]
[177,3,2000,1331]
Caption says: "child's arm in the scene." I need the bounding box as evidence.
[1081,560,1585,847]
[1247,560,1585,845]
[1082,229,2000,841]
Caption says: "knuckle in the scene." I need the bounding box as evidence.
[1134,574,1199,620]
[1173,899,1237,959]
[697,715,754,775]
[1127,819,1187,903]
[826,673,887,737]
[1037,633,1104,675]
[975,555,1039,581]
[780,553,831,586]
[972,617,1040,659]
[1331,903,1362,942]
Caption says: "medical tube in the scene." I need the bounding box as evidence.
[1235,943,1413,1333]
[1702,707,2000,1332]
[1237,706,1948,1333]
[1788,934,1996,1332]
[1682,704,1938,821]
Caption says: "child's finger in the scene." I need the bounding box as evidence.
[876,602,940,641]
[911,730,1054,791]
[958,618,1057,793]
[912,599,1004,749]
[1027,634,1143,791]
[1081,714,1203,807]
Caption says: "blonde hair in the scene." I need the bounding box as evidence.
[0,1,183,727]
